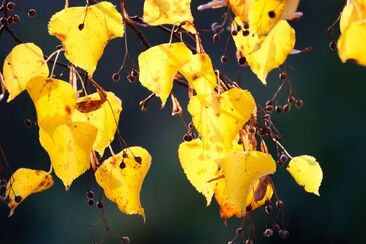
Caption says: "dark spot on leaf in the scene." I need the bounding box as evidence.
[268,10,276,18]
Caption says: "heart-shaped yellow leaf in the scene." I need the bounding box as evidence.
[72,91,122,156]
[233,19,295,84]
[188,88,255,154]
[95,147,152,219]
[48,1,124,75]
[3,43,49,102]
[138,43,192,107]
[287,155,323,196]
[6,168,53,216]
[178,139,220,205]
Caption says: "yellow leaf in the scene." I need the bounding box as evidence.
[188,88,255,154]
[215,176,273,219]
[287,155,323,196]
[26,77,76,126]
[233,19,295,84]
[179,54,217,96]
[138,43,192,107]
[340,3,357,33]
[281,0,300,20]
[218,151,276,217]
[48,1,124,75]
[228,0,249,21]
[6,168,53,216]
[248,0,289,37]
[95,147,152,219]
[143,0,194,32]
[178,139,220,205]
[2,43,49,102]
[39,118,97,189]
[338,21,366,66]
[72,92,122,156]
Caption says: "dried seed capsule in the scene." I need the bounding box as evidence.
[220,55,228,64]
[28,9,37,17]
[86,191,94,199]
[263,228,274,238]
[112,73,120,81]
[213,33,220,43]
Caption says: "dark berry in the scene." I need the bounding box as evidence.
[127,74,135,82]
[288,96,296,104]
[112,73,120,81]
[7,2,16,10]
[242,30,250,36]
[276,200,284,209]
[329,41,337,51]
[265,100,273,106]
[121,236,130,244]
[7,16,14,24]
[96,200,104,208]
[119,161,126,169]
[265,205,273,214]
[88,198,95,206]
[278,229,289,239]
[249,127,255,134]
[134,156,142,164]
[211,22,221,33]
[273,224,280,232]
[263,228,274,238]
[86,191,94,199]
[243,22,249,29]
[279,72,287,80]
[245,240,253,244]
[283,104,290,112]
[78,23,84,30]
[188,122,194,129]
[56,44,63,50]
[0,17,7,25]
[238,56,246,66]
[14,195,22,203]
[268,10,276,18]
[12,15,20,24]
[131,68,139,77]
[24,119,32,127]
[28,9,37,17]
[220,55,228,64]
[213,33,220,42]
[280,154,288,163]
[231,30,238,36]
[295,99,304,108]
[183,133,193,142]
[264,114,271,120]
[265,105,273,113]
[275,105,283,113]
[278,160,285,168]
[236,227,244,235]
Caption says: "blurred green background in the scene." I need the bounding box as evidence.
[1,0,365,243]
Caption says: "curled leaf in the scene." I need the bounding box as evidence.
[6,168,53,216]
[287,155,323,196]
[3,43,49,102]
[48,1,124,75]
[95,147,152,219]
[72,92,122,156]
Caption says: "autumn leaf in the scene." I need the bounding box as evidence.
[2,43,49,102]
[138,42,192,107]
[178,139,220,205]
[228,0,249,21]
[95,147,152,219]
[143,0,195,32]
[48,1,124,75]
[6,168,53,216]
[179,54,217,96]
[188,88,255,155]
[287,155,323,196]
[233,19,295,84]
[72,91,122,156]
[215,151,276,218]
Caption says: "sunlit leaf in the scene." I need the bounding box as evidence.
[3,43,49,102]
[233,19,295,84]
[216,151,276,218]
[39,118,97,189]
[95,147,152,219]
[26,77,76,126]
[188,88,255,154]
[287,155,323,196]
[6,168,53,216]
[72,92,122,156]
[179,54,217,96]
[228,0,249,21]
[178,139,220,205]
[138,43,192,107]
[48,1,124,75]
[143,0,195,32]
